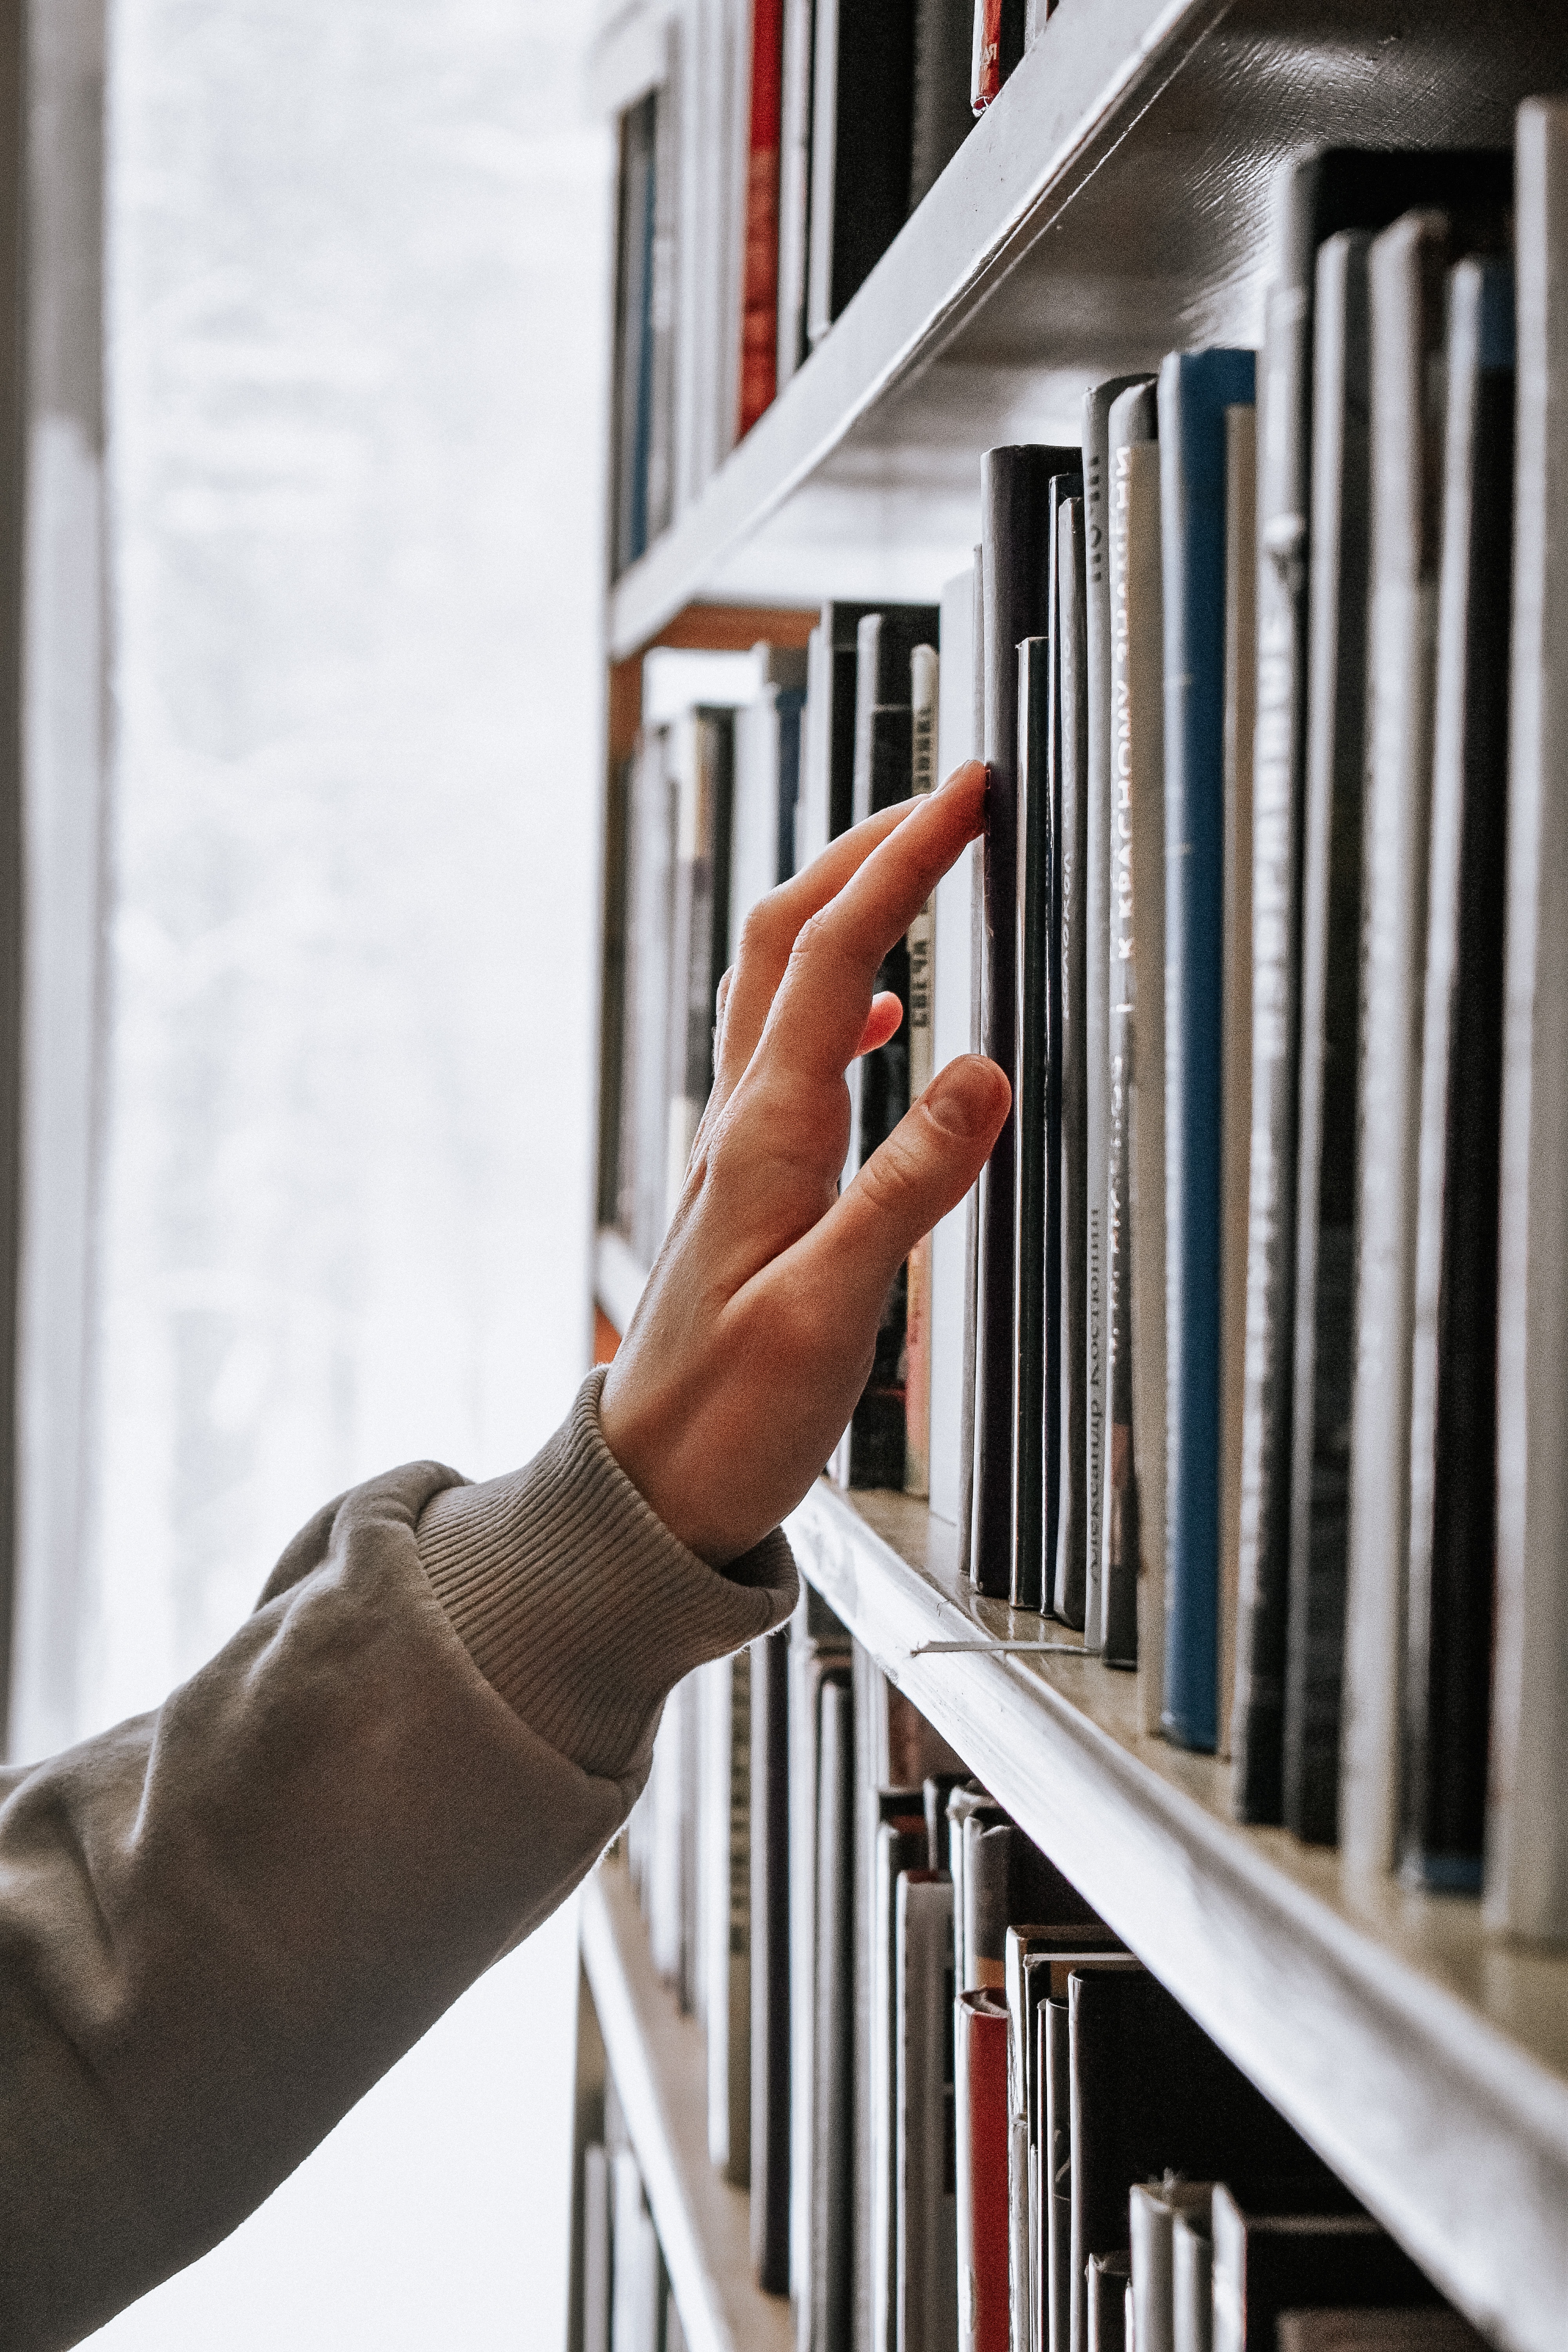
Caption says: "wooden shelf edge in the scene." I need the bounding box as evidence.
[580,1859,794,2352]
[785,1478,1568,2352]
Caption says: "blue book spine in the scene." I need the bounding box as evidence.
[1158,347,1256,1750]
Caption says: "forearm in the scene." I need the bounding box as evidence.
[0,1370,795,2352]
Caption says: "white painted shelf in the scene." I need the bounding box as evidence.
[607,0,1568,657]
[784,1479,1568,2352]
[581,1857,793,2352]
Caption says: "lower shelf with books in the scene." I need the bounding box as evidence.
[580,1855,795,2352]
[784,1479,1568,2352]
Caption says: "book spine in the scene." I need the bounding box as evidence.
[1232,200,1318,1816]
[1285,229,1372,1844]
[873,1821,928,2352]
[703,1652,752,2181]
[897,1874,958,2352]
[909,0,973,212]
[1123,425,1164,1695]
[956,1992,1012,2352]
[1100,389,1154,1663]
[1080,377,1150,1639]
[933,567,979,1529]
[906,643,941,1501]
[804,0,840,348]
[1158,347,1256,1753]
[1013,635,1052,1610]
[1043,1997,1071,2352]
[1488,97,1568,1944]
[961,547,985,1577]
[647,83,679,540]
[812,1676,856,2352]
[970,0,1001,114]
[1218,401,1257,1766]
[1169,2217,1211,2352]
[1041,479,1080,1613]
[775,0,815,392]
[1341,209,1450,1875]
[1402,257,1512,1891]
[751,1630,792,2290]
[1055,497,1090,1626]
[979,450,1074,1597]
[738,0,784,439]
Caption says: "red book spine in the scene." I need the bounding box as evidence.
[737,0,784,439]
[971,0,1004,113]
[955,1990,1011,2352]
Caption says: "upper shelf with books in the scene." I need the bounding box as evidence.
[783,1477,1568,2352]
[603,0,1566,660]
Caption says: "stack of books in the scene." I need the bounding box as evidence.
[611,1607,1488,2352]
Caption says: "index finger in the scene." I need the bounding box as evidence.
[757,760,987,1089]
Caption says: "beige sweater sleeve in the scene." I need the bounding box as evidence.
[0,1367,797,2352]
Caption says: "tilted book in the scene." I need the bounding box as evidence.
[1055,496,1091,1629]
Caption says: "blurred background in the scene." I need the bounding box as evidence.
[16,0,611,2342]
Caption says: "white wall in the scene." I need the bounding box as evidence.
[50,0,612,2341]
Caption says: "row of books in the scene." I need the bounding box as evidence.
[807,116,1568,1941]
[618,1605,1484,2352]
[608,0,1064,578]
[581,2078,690,2352]
[599,643,806,1273]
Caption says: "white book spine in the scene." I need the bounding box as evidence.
[1489,97,1568,1942]
[1340,215,1443,1877]
[805,0,840,349]
[906,643,942,1501]
[775,0,815,392]
[930,571,979,1524]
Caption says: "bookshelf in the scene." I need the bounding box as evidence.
[581,1858,795,2352]
[583,7,1568,2352]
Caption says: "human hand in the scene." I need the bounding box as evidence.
[599,759,1010,1566]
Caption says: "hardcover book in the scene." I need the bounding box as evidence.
[1157,345,1256,1752]
[1401,254,1512,1893]
[1488,94,1568,1945]
[1082,376,1153,1639]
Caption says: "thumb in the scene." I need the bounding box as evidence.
[791,1056,1011,1321]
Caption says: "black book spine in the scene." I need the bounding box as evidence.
[1402,257,1513,1890]
[1013,635,1053,1610]
[977,447,1077,1597]
[959,550,985,1581]
[1056,497,1090,1625]
[1283,229,1372,1844]
[827,1,918,321]
[1042,477,1082,1612]
[848,609,937,1489]
[751,1628,793,2292]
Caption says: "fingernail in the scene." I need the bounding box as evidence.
[926,1057,1009,1139]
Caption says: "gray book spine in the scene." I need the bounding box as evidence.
[1340,209,1450,1877]
[1080,377,1149,1639]
[1488,96,1568,1943]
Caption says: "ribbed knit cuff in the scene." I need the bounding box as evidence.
[416,1367,798,1780]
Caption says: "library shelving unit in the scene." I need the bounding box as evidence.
[579,9,1568,2352]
